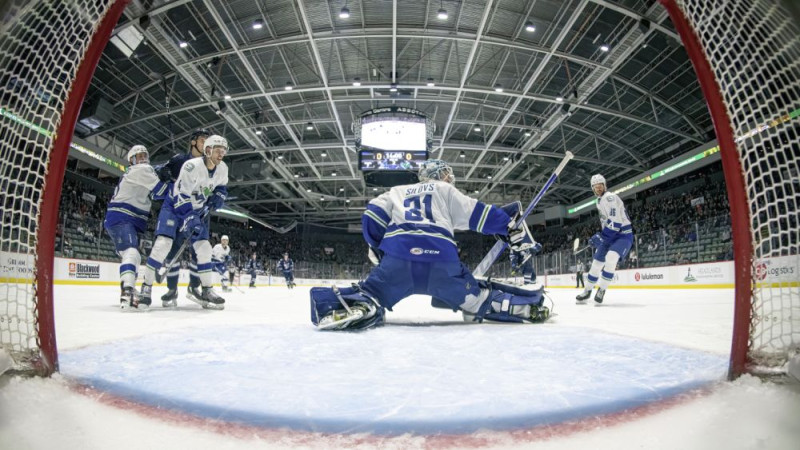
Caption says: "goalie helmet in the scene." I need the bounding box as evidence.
[126,145,149,165]
[418,159,455,184]
[204,135,228,156]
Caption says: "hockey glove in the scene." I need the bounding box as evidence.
[182,214,204,238]
[589,233,605,248]
[502,214,534,253]
[531,241,543,254]
[367,246,383,266]
[206,191,226,211]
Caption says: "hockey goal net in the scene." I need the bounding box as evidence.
[661,0,800,378]
[0,0,128,375]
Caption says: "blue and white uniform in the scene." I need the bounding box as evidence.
[361,179,512,309]
[211,241,231,282]
[581,176,634,300]
[104,161,169,289]
[310,159,549,330]
[277,256,294,287]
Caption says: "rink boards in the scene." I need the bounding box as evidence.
[1,251,797,289]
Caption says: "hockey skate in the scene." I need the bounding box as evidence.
[120,286,137,310]
[594,288,606,305]
[576,289,592,304]
[161,288,178,308]
[187,286,225,310]
[318,303,375,330]
[530,305,550,323]
[122,285,150,311]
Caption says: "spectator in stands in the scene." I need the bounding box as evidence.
[628,249,638,268]
[63,237,73,257]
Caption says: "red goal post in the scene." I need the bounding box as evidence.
[0,0,129,376]
[660,0,800,379]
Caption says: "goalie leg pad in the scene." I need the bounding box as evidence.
[468,280,547,324]
[310,285,385,330]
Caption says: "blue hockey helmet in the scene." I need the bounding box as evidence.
[418,159,455,184]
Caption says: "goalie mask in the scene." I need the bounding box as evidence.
[418,159,455,184]
[126,145,149,166]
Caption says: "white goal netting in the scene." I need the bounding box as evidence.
[0,0,120,374]
[669,0,800,373]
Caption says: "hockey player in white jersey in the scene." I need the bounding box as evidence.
[310,159,549,330]
[212,235,232,292]
[104,145,170,310]
[576,174,634,304]
[139,135,229,310]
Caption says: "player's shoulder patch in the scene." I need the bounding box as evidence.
[606,193,616,202]
[184,162,195,172]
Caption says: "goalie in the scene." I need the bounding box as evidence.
[310,159,549,330]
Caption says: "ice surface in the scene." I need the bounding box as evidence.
[1,285,799,449]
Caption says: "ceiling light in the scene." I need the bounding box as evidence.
[524,21,535,32]
[503,156,509,161]
[556,96,563,102]
[339,6,350,19]
[252,19,264,30]
[224,94,231,100]
[487,175,493,179]
[255,130,262,135]
[426,78,435,87]
[306,188,312,192]
[473,124,481,132]
[321,151,327,157]
[373,187,378,191]
[352,77,361,87]
[340,187,345,192]
[178,41,188,48]
[277,154,283,160]
[474,189,479,193]
[345,199,350,203]
[294,173,299,178]
[390,83,398,92]
[600,44,610,52]
[437,8,448,20]
[285,81,294,91]
[494,83,503,92]
[459,152,465,158]
[320,197,325,201]
[524,130,532,137]
[306,122,314,130]
[331,172,337,177]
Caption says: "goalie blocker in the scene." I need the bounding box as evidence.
[310,279,549,331]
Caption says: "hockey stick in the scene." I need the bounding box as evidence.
[572,237,591,255]
[155,207,210,283]
[216,207,297,234]
[473,151,574,278]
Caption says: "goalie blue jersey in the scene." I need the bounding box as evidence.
[362,180,512,262]
[104,164,169,232]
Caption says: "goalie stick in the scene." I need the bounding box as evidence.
[473,151,574,278]
[155,207,210,284]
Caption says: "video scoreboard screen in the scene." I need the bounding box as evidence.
[358,150,428,172]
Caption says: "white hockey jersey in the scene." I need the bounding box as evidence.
[104,164,169,230]
[172,156,229,218]
[212,243,230,262]
[362,180,511,262]
[596,191,632,237]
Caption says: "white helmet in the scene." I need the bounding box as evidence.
[221,235,229,242]
[590,174,606,187]
[418,159,455,184]
[126,145,149,165]
[204,135,228,156]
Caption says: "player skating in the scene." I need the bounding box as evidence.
[278,252,295,289]
[103,145,170,310]
[576,174,634,304]
[139,135,229,310]
[310,159,549,330]
[151,129,209,307]
[244,252,261,288]
[509,241,541,285]
[212,235,232,292]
